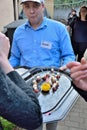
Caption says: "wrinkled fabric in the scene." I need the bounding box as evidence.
[0,67,42,130]
[9,17,75,68]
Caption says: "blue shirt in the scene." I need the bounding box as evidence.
[9,17,75,68]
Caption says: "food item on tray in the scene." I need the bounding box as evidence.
[51,76,57,83]
[41,82,51,93]
[56,73,60,79]
[52,81,59,92]
[32,69,61,94]
[32,80,39,93]
[33,83,39,93]
[36,75,41,82]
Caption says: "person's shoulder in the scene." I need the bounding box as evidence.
[15,20,28,32]
[13,21,28,36]
[16,23,26,31]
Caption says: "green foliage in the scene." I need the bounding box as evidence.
[54,0,87,8]
[54,0,87,4]
[0,117,15,130]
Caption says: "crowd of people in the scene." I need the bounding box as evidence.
[0,0,87,130]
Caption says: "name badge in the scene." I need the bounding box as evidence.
[41,41,52,49]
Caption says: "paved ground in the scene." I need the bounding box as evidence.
[43,96,87,130]
[14,94,87,130]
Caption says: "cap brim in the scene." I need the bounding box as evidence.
[21,0,41,4]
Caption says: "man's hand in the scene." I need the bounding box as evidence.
[66,57,87,91]
[0,32,14,74]
[0,32,10,58]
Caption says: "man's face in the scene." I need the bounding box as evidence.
[23,1,45,27]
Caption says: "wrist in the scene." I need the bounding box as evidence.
[0,56,14,74]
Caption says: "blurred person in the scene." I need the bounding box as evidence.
[67,8,77,26]
[0,32,42,130]
[67,6,87,62]
[9,0,75,130]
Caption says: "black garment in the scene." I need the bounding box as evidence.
[71,19,87,43]
[0,122,3,130]
[67,14,77,26]
[0,67,42,130]
[70,18,87,61]
[72,82,87,102]
[71,41,87,61]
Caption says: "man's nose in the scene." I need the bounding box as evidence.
[29,7,35,13]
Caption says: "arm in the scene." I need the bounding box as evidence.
[9,31,20,67]
[0,32,42,130]
[0,68,42,129]
[60,26,75,66]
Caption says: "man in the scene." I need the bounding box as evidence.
[9,0,75,129]
[0,32,42,130]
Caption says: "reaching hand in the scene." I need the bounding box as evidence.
[0,32,10,58]
[0,32,14,73]
[66,57,87,91]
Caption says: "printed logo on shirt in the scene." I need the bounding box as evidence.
[41,41,52,49]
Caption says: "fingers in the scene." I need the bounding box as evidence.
[59,65,67,70]
[81,57,87,65]
[66,58,87,82]
[0,32,9,42]
[66,61,80,69]
[0,32,10,57]
[0,32,5,37]
[71,69,87,81]
[66,58,87,73]
[0,32,10,43]
[66,57,87,70]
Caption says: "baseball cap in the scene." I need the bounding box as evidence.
[21,0,44,4]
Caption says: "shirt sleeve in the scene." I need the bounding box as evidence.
[59,25,75,66]
[0,68,42,130]
[9,32,20,67]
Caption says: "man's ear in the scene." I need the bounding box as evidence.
[41,3,45,10]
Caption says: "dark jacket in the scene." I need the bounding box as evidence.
[67,14,77,26]
[0,67,42,130]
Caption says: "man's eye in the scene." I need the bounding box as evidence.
[33,3,40,8]
[24,5,29,8]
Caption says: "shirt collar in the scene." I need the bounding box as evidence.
[24,17,47,30]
